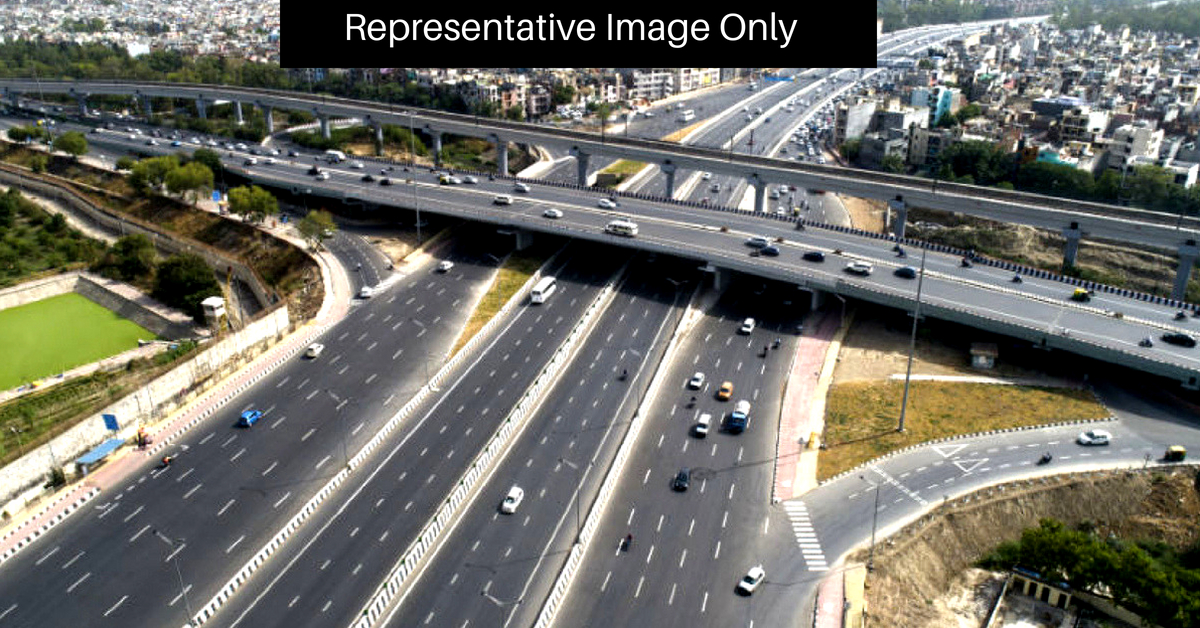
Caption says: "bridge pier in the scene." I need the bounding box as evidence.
[514,229,534,251]
[810,288,826,311]
[318,114,331,140]
[1173,239,1198,300]
[752,177,766,214]
[373,122,384,156]
[1062,221,1082,269]
[234,101,243,125]
[260,104,274,133]
[143,96,153,120]
[5,90,17,109]
[75,94,89,117]
[195,97,207,120]
[497,141,509,176]
[661,162,677,198]
[698,263,725,291]
[887,196,908,240]
[432,131,443,166]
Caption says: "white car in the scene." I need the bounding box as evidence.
[687,372,705,389]
[358,285,374,299]
[701,172,712,180]
[305,343,325,359]
[436,260,454,273]
[264,157,277,165]
[350,161,364,169]
[461,175,478,184]
[845,261,873,275]
[597,198,617,209]
[739,318,756,334]
[542,208,563,219]
[494,194,514,206]
[737,565,765,595]
[513,182,531,193]
[500,485,524,514]
[1077,429,1112,446]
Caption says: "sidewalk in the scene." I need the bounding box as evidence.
[774,307,844,501]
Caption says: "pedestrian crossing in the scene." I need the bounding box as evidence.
[783,501,828,571]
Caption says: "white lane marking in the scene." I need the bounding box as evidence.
[217,499,236,517]
[67,572,91,593]
[103,595,128,617]
[226,535,244,554]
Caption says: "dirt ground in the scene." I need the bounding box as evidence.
[841,195,887,233]
[831,304,1084,386]
[854,469,1200,627]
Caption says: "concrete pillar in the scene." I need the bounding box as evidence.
[888,196,908,240]
[234,101,244,125]
[195,98,207,120]
[1173,239,1199,300]
[810,288,826,311]
[661,162,677,198]
[76,94,89,117]
[432,131,443,166]
[752,178,766,214]
[143,96,153,120]
[261,104,274,133]
[514,229,534,251]
[6,90,18,109]
[318,115,331,140]
[497,141,509,176]
[373,122,385,156]
[568,147,589,186]
[1062,221,1082,269]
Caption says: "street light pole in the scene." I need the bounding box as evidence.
[860,476,881,572]
[408,110,422,245]
[325,389,351,468]
[558,457,593,543]
[480,591,522,628]
[153,529,195,626]
[898,247,927,434]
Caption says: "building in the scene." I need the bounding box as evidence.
[833,99,877,146]
[1107,122,1165,172]
[1060,106,1110,144]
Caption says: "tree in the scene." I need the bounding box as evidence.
[296,209,336,250]
[227,185,278,224]
[52,131,88,160]
[95,233,156,280]
[190,148,222,174]
[551,83,576,106]
[1127,164,1174,211]
[936,140,1011,186]
[29,155,48,174]
[505,104,525,121]
[840,138,862,162]
[165,161,213,206]
[152,253,221,321]
[881,154,906,173]
[129,155,180,193]
[115,156,135,171]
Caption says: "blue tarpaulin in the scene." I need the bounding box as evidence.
[75,438,126,466]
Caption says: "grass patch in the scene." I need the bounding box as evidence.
[663,121,705,143]
[601,159,648,177]
[818,381,1109,480]
[451,241,557,357]
[0,292,157,390]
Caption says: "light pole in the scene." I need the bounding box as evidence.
[480,590,522,628]
[558,457,593,544]
[407,110,422,245]
[408,318,438,391]
[153,529,195,626]
[859,476,881,572]
[324,389,352,468]
[897,247,928,433]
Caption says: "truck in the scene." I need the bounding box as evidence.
[325,149,346,163]
[727,400,751,433]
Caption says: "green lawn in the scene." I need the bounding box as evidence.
[0,292,157,390]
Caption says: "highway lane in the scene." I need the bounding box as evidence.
[0,239,500,627]
[554,282,804,627]
[209,243,625,628]
[384,256,697,628]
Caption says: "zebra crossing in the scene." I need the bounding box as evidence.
[783,501,828,571]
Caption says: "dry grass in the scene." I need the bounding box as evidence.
[601,159,647,177]
[450,246,552,357]
[819,381,1109,480]
[662,121,705,143]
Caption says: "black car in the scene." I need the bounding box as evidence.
[672,468,691,492]
[361,174,375,182]
[307,165,321,175]
[760,245,780,257]
[802,251,825,262]
[379,177,392,186]
[894,266,917,279]
[1161,332,1197,348]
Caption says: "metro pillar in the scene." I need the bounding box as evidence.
[514,229,534,251]
[260,104,274,133]
[661,162,677,198]
[318,114,331,140]
[373,121,384,155]
[195,97,207,120]
[75,94,89,116]
[497,142,509,176]
[752,176,767,214]
[432,131,443,166]
[1173,239,1199,300]
[234,100,243,125]
[1062,221,1082,269]
[143,95,153,120]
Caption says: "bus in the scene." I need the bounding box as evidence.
[531,276,557,304]
[605,219,639,237]
[678,109,695,123]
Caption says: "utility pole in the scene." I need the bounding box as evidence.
[898,247,927,433]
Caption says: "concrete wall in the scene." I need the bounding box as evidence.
[0,305,290,517]
[0,272,194,340]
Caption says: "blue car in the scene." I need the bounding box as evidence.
[238,409,263,427]
[170,140,182,147]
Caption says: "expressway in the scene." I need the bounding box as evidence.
[202,244,625,628]
[0,234,507,627]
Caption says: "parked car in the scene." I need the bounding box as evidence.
[237,409,263,427]
[500,486,524,514]
[1077,429,1112,446]
[672,468,691,491]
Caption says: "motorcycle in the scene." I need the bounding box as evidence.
[1037,453,1052,465]
[1012,274,1023,284]
[619,369,628,381]
[961,257,973,268]
[1175,311,1188,321]
[622,534,633,551]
